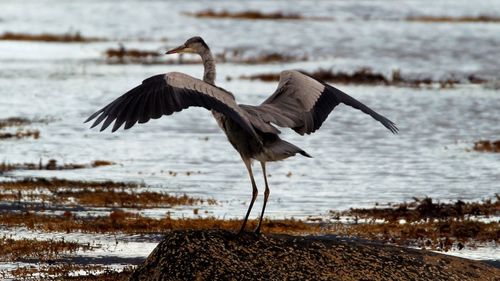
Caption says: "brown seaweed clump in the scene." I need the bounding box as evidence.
[0,31,104,42]
[184,10,304,20]
[0,117,47,140]
[3,264,133,281]
[0,177,139,190]
[57,268,134,281]
[473,140,500,153]
[0,130,40,140]
[346,196,500,222]
[105,46,307,65]
[0,210,314,234]
[0,159,114,172]
[241,73,280,82]
[56,190,207,208]
[0,176,214,208]
[407,15,500,23]
[329,196,500,251]
[329,219,498,252]
[0,237,93,262]
[241,68,390,84]
[105,45,204,65]
[0,117,31,129]
[217,51,307,64]
[240,53,301,64]
[317,68,389,84]
[241,68,487,88]
[105,46,161,64]
[0,236,133,280]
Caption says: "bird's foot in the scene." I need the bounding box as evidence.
[233,228,262,238]
[234,227,247,237]
[253,226,262,236]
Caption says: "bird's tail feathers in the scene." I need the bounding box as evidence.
[299,150,313,158]
[267,140,312,160]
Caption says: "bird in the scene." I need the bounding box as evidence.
[86,36,398,234]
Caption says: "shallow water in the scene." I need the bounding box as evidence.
[0,0,499,264]
[1,0,499,219]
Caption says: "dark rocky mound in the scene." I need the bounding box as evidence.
[130,230,499,281]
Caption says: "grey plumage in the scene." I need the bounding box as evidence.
[86,36,398,234]
[85,72,260,141]
[241,70,398,135]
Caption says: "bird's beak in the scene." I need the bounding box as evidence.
[166,44,195,55]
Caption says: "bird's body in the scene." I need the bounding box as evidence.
[86,36,398,234]
[213,111,261,159]
[214,110,309,162]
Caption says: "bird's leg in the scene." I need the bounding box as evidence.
[254,161,269,234]
[238,158,258,235]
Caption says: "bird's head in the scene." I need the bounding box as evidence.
[166,36,209,55]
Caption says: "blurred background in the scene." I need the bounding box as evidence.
[0,0,499,220]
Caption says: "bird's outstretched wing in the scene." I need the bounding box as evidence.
[85,72,260,140]
[240,70,398,135]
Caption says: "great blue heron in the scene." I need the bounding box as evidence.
[86,36,398,234]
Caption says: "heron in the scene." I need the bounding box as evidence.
[86,36,398,234]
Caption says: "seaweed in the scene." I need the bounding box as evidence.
[0,31,104,42]
[408,15,500,23]
[0,130,40,139]
[0,159,114,172]
[0,177,139,190]
[184,10,304,20]
[0,237,93,262]
[0,177,214,208]
[328,196,500,251]
[0,117,31,130]
[105,46,307,65]
[0,117,50,140]
[473,140,500,153]
[0,211,315,234]
[241,68,487,87]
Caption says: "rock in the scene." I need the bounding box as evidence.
[130,229,499,281]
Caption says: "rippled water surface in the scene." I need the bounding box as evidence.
[0,0,499,221]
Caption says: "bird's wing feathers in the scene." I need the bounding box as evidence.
[85,72,260,140]
[242,70,398,135]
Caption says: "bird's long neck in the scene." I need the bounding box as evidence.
[200,48,216,84]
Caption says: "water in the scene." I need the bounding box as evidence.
[0,0,499,220]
